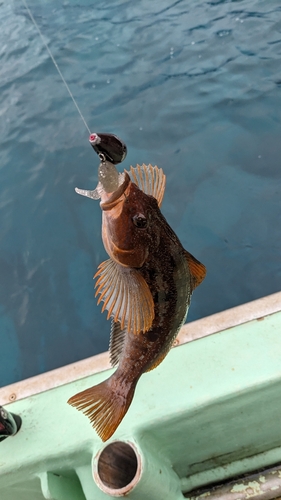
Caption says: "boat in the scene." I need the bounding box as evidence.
[0,291,281,499]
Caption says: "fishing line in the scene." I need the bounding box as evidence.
[21,0,91,135]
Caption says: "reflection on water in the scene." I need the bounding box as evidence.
[0,0,281,385]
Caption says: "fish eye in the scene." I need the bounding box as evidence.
[132,213,147,228]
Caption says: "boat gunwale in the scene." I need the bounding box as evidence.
[0,291,280,406]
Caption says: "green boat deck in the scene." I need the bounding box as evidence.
[0,292,281,499]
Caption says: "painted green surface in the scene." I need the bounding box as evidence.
[1,312,281,499]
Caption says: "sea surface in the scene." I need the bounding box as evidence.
[1,0,281,386]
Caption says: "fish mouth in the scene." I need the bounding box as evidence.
[100,173,131,211]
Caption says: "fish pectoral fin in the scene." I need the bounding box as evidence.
[125,164,166,207]
[184,250,206,290]
[94,259,155,334]
[109,320,126,367]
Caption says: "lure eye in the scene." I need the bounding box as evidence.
[132,213,147,228]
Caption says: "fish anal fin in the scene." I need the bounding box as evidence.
[109,321,126,367]
[185,250,206,290]
[94,259,154,335]
[67,375,136,442]
[125,164,166,207]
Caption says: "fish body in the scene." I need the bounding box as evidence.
[68,164,206,441]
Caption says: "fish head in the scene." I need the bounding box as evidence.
[100,173,159,267]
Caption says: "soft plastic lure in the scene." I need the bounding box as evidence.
[75,132,127,200]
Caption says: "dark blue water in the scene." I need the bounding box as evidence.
[1,0,281,386]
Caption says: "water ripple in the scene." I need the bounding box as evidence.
[1,0,281,384]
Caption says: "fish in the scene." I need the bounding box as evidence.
[68,163,206,441]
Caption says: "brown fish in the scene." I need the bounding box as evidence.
[68,164,206,441]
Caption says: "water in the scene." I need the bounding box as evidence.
[1,0,281,386]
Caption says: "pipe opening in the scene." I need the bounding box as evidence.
[96,441,139,490]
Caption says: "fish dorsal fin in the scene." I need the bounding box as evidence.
[94,259,155,334]
[109,320,126,367]
[125,164,166,207]
[185,250,206,290]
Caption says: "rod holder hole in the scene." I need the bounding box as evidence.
[95,441,141,494]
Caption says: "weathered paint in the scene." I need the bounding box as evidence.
[186,464,281,500]
[0,294,281,500]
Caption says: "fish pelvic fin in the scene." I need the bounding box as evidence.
[67,375,136,442]
[125,164,166,207]
[184,250,206,290]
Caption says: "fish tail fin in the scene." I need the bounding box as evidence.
[67,375,136,441]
